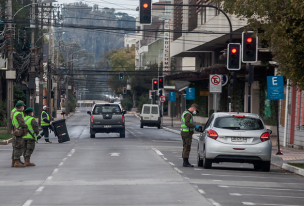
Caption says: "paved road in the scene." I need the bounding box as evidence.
[0,107,303,206]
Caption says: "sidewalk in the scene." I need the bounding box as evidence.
[158,115,304,177]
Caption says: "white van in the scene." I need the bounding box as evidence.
[140,104,161,129]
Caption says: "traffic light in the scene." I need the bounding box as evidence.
[242,31,258,63]
[139,0,152,24]
[150,91,155,99]
[123,87,127,94]
[227,43,241,70]
[152,79,158,91]
[119,72,124,80]
[229,72,236,88]
[73,90,76,95]
[158,76,164,89]
[245,64,254,83]
[159,89,163,96]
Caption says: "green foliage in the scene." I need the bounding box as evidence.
[69,91,77,113]
[288,163,304,169]
[0,100,7,127]
[121,96,133,111]
[13,86,26,106]
[217,0,304,89]
[137,94,150,113]
[0,132,12,140]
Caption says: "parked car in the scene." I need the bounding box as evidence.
[197,112,272,171]
[140,104,161,129]
[87,103,126,138]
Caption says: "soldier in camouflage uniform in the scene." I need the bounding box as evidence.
[11,102,28,167]
[23,107,39,166]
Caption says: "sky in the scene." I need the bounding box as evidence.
[54,0,161,18]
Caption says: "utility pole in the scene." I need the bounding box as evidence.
[65,49,69,117]
[29,0,36,109]
[6,0,14,133]
[38,3,44,126]
[47,2,52,118]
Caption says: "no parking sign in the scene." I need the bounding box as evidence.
[209,75,222,93]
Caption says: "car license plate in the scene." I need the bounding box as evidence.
[104,125,112,128]
[144,117,149,119]
[231,137,247,142]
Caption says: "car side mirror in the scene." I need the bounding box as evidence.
[267,129,272,134]
[87,111,91,115]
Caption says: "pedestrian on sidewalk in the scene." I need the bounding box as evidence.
[37,106,52,143]
[180,103,202,167]
[23,107,39,166]
[11,102,27,167]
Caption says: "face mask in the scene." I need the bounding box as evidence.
[193,110,197,115]
[21,107,24,111]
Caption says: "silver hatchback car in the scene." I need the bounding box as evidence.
[197,112,272,171]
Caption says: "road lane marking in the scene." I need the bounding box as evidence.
[169,162,175,166]
[109,153,120,157]
[174,167,183,174]
[52,168,58,174]
[207,198,221,206]
[152,148,163,156]
[230,193,304,199]
[194,168,202,170]
[164,158,168,160]
[202,173,292,179]
[22,200,33,206]
[213,180,222,182]
[243,202,304,206]
[63,158,67,161]
[59,162,64,166]
[219,185,304,192]
[198,189,206,194]
[46,176,53,181]
[68,149,75,156]
[36,186,44,192]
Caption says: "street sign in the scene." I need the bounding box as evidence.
[222,75,228,86]
[186,88,195,100]
[159,95,166,103]
[209,74,222,93]
[169,92,176,101]
[267,75,284,100]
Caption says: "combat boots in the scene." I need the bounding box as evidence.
[14,159,25,167]
[183,158,194,167]
[24,158,35,166]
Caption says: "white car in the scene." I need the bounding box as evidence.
[140,104,161,129]
[197,112,272,171]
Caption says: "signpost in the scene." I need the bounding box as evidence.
[222,75,228,86]
[159,95,166,103]
[209,75,222,112]
[267,75,284,155]
[186,88,195,100]
[169,92,176,127]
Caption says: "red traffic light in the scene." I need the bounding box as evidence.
[154,81,157,84]
[159,78,162,81]
[143,3,149,8]
[246,37,253,43]
[231,48,237,54]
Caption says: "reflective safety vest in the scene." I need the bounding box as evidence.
[181,111,194,132]
[41,111,50,126]
[23,116,37,139]
[11,108,17,121]
[12,111,24,129]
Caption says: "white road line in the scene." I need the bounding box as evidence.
[168,162,175,166]
[202,173,290,179]
[36,186,44,192]
[183,177,190,179]
[22,200,33,206]
[194,168,202,170]
[152,148,163,156]
[62,158,67,161]
[68,149,76,157]
[174,167,183,174]
[59,162,64,166]
[231,193,304,199]
[213,180,222,182]
[164,158,168,160]
[219,185,304,192]
[46,176,53,181]
[207,198,221,206]
[198,189,206,194]
[52,168,58,174]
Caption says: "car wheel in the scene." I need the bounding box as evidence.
[90,134,95,138]
[157,124,161,129]
[140,123,143,128]
[197,146,204,167]
[254,163,262,170]
[203,148,212,169]
[120,130,125,138]
[262,161,271,172]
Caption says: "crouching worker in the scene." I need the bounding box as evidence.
[23,107,39,166]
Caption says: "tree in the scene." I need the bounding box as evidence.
[217,0,304,88]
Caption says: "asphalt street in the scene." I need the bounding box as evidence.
[0,107,304,206]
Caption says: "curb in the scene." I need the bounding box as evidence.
[0,138,13,145]
[281,163,304,177]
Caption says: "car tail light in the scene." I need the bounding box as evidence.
[122,115,125,123]
[141,116,143,120]
[207,130,218,140]
[233,115,245,118]
[91,115,93,124]
[260,132,270,142]
[158,117,161,121]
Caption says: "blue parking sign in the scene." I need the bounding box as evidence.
[186,88,195,100]
[267,76,285,100]
[169,92,176,101]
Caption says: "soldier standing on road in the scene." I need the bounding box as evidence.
[23,107,39,166]
[11,102,28,167]
[180,103,201,167]
[37,106,52,143]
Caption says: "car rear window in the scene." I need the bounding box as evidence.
[151,107,158,114]
[143,106,150,114]
[93,105,121,114]
[213,116,264,130]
